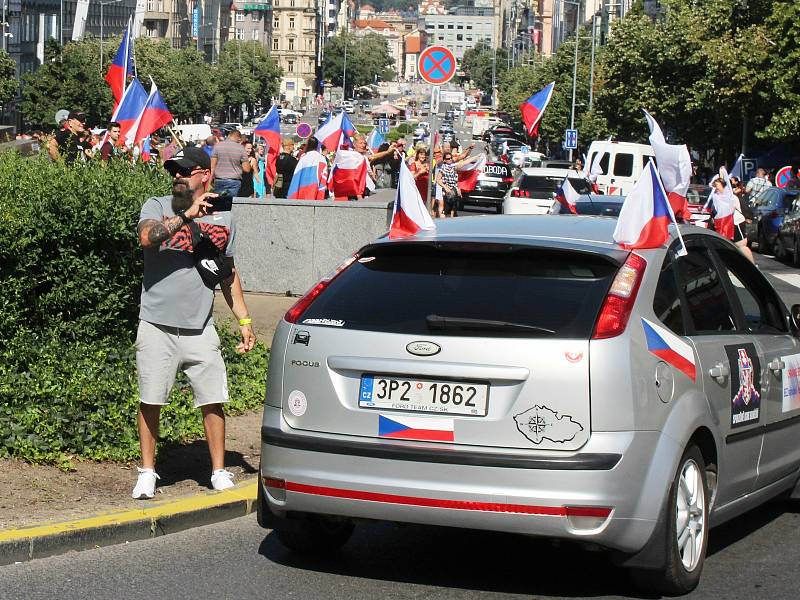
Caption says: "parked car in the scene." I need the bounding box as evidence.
[258,216,800,596]
[586,140,656,196]
[459,161,514,213]
[504,168,590,215]
[283,113,298,125]
[511,150,546,168]
[748,186,800,254]
[318,112,330,125]
[765,189,800,262]
[541,159,574,170]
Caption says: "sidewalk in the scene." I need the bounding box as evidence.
[0,293,294,565]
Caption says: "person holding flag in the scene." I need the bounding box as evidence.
[709,168,754,263]
[389,158,436,239]
[286,137,329,200]
[328,148,370,200]
[253,105,281,189]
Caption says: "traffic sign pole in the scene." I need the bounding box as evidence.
[417,46,457,215]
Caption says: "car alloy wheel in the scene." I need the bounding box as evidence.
[675,456,706,572]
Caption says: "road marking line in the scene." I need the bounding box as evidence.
[0,481,257,543]
[770,273,800,289]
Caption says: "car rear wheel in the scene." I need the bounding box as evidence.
[758,228,771,254]
[774,237,787,261]
[631,445,709,596]
[276,515,355,555]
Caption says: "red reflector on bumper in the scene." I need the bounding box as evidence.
[285,481,611,518]
[264,477,286,489]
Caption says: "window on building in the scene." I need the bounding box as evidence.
[274,16,280,28]
[289,16,295,28]
[306,37,313,49]
[456,33,462,40]
[290,0,295,6]
[146,0,164,11]
[273,37,279,50]
[457,24,463,29]
[252,11,260,21]
[466,24,472,29]
[235,27,244,39]
[447,23,453,29]
[252,29,259,40]
[437,24,444,29]
[288,37,295,50]
[288,60,294,72]
[466,36,472,41]
[329,8,336,17]
[235,10,244,21]
[22,14,37,42]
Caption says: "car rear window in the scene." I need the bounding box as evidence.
[519,175,591,194]
[300,244,619,338]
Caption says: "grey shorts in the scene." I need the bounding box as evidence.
[136,320,229,408]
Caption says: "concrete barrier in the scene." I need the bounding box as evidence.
[231,189,395,295]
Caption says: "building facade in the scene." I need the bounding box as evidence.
[271,0,318,105]
[423,12,494,60]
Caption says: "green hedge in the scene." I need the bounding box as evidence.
[0,153,268,465]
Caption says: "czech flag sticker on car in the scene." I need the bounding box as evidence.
[378,415,454,442]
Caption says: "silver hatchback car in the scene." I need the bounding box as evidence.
[258,216,800,595]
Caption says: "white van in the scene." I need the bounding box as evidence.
[586,141,655,196]
[173,123,212,143]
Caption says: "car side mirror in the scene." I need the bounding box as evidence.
[791,304,800,336]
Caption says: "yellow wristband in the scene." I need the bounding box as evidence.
[238,317,252,326]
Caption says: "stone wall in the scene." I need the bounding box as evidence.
[231,191,395,294]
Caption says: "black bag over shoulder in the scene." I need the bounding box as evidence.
[188,221,233,288]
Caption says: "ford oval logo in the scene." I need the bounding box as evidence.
[406,341,441,356]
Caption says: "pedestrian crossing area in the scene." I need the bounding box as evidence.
[769,273,800,289]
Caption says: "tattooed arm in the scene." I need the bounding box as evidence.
[138,216,185,248]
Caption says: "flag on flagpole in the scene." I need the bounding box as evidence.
[315,111,357,152]
[287,150,329,200]
[730,154,744,181]
[457,153,486,193]
[130,78,173,147]
[366,128,384,153]
[613,160,678,250]
[253,105,282,186]
[554,176,581,214]
[105,19,134,108]
[328,149,368,198]
[642,110,692,220]
[520,81,555,137]
[109,77,148,147]
[389,159,436,239]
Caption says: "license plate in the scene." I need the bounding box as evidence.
[481,180,498,187]
[359,374,488,416]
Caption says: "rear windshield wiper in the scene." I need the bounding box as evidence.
[426,315,555,335]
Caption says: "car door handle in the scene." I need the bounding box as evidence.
[768,359,786,373]
[708,364,729,382]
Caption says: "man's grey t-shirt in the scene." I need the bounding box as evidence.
[138,196,236,329]
[212,140,248,180]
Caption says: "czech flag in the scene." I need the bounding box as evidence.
[641,317,696,382]
[613,160,675,250]
[378,415,454,442]
[520,81,555,138]
[554,176,581,214]
[389,159,436,239]
[457,153,486,193]
[287,150,329,200]
[366,128,384,153]
[315,111,357,153]
[643,110,691,221]
[254,105,281,185]
[328,149,368,199]
[110,77,148,147]
[105,20,134,108]
[130,79,173,147]
[581,152,603,193]
[140,136,152,163]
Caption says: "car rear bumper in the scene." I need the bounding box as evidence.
[259,406,676,553]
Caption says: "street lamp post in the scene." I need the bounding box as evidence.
[1,0,8,53]
[564,0,581,161]
[100,0,124,73]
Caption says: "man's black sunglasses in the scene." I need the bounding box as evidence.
[174,166,204,177]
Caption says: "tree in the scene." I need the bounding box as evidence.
[215,41,281,120]
[323,32,395,96]
[20,38,114,129]
[0,49,17,110]
[761,1,800,141]
[460,42,508,93]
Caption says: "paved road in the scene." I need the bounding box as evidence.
[1,254,800,599]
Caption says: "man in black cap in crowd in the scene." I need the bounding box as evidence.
[132,146,256,499]
[48,110,91,164]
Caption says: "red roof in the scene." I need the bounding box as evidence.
[405,35,421,54]
[353,19,393,30]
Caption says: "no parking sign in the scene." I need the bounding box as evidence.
[418,46,457,86]
[776,165,794,188]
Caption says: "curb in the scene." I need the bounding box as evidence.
[0,481,258,566]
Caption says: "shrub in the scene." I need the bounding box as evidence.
[0,152,268,464]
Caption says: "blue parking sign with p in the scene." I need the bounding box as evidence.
[378,119,390,134]
[565,129,578,149]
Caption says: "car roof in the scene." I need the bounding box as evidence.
[521,168,582,177]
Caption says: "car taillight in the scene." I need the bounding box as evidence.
[770,210,779,218]
[502,177,514,183]
[592,253,647,340]
[284,253,359,324]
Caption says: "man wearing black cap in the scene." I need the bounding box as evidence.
[132,146,256,500]
[48,110,91,164]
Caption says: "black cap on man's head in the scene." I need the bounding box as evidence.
[163,146,212,175]
[68,110,87,123]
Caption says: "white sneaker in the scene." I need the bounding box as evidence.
[132,467,160,499]
[210,469,235,491]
